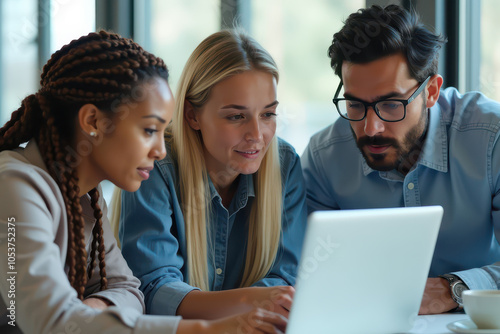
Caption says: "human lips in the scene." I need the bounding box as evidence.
[137,166,153,180]
[366,144,390,154]
[235,149,261,159]
[357,136,395,155]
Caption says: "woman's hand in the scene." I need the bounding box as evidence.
[177,285,295,320]
[178,308,287,334]
[238,286,295,319]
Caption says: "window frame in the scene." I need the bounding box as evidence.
[0,0,491,127]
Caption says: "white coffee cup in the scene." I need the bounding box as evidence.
[462,290,500,329]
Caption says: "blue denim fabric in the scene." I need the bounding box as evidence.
[120,138,307,315]
[302,87,500,291]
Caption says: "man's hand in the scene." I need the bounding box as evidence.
[419,277,458,314]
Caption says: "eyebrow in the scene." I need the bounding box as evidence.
[220,100,279,110]
[142,115,166,123]
[344,91,406,102]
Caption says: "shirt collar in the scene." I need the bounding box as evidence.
[362,105,448,176]
[417,104,448,172]
[208,173,256,209]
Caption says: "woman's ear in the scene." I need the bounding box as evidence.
[425,74,443,108]
[184,100,201,130]
[78,104,100,136]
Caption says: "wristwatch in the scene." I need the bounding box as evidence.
[439,274,469,307]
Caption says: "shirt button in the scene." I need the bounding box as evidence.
[216,268,223,275]
[407,183,415,190]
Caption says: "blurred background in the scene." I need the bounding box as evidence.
[1,0,499,204]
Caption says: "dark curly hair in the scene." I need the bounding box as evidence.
[328,4,446,82]
[0,30,169,300]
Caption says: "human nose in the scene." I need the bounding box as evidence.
[245,117,264,142]
[363,106,385,137]
[150,135,167,161]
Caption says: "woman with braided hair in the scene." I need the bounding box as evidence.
[0,31,287,333]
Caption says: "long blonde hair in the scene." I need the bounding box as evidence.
[174,30,282,291]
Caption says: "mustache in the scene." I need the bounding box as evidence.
[357,136,399,148]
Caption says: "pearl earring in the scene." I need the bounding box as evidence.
[90,131,97,137]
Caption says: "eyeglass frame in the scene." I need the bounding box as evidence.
[332,75,431,122]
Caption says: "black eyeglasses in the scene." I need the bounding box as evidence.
[332,76,431,122]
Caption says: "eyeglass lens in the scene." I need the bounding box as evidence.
[336,100,405,121]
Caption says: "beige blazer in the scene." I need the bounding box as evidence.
[0,141,180,333]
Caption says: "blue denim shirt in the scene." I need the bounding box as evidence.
[302,87,500,291]
[120,138,307,315]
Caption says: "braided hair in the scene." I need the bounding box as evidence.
[0,30,169,300]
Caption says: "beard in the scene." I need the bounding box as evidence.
[353,100,429,174]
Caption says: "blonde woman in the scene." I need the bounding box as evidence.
[116,30,307,320]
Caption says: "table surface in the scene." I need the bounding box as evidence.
[409,313,472,333]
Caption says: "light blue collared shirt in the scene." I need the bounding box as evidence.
[302,87,500,290]
[120,138,307,315]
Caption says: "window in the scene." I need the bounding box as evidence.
[0,0,39,126]
[0,0,95,126]
[250,0,364,154]
[480,0,500,102]
[149,0,220,95]
[51,0,95,52]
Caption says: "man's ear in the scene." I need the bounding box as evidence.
[184,100,201,130]
[426,74,443,108]
[78,104,100,136]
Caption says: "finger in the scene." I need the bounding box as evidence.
[268,303,289,319]
[278,285,295,298]
[270,287,295,314]
[254,322,285,334]
[251,309,287,332]
[270,286,295,299]
[275,293,293,312]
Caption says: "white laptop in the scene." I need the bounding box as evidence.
[287,206,443,334]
